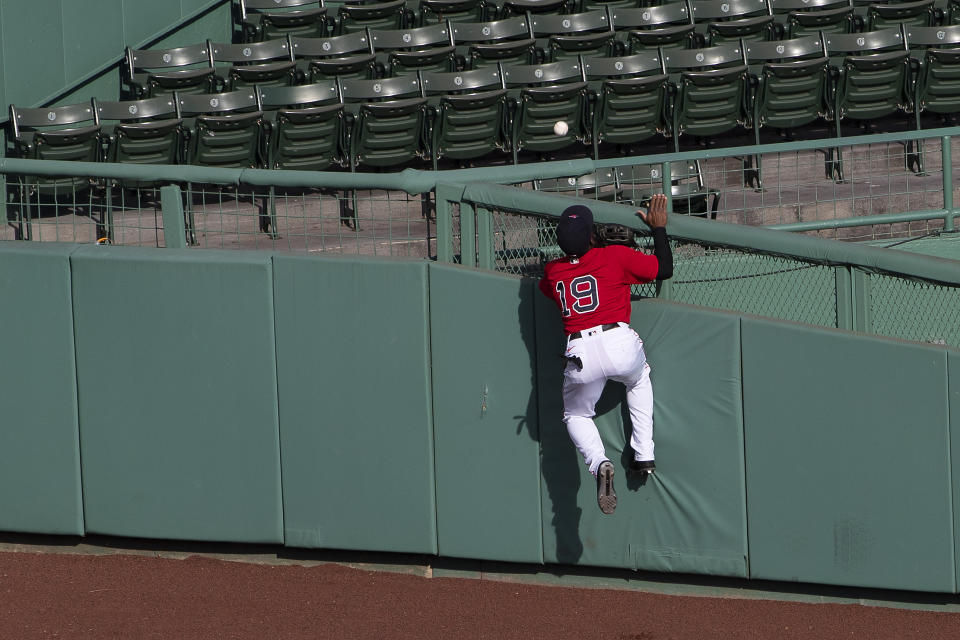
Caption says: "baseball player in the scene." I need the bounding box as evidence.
[538,194,672,515]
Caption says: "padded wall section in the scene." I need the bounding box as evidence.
[0,243,83,535]
[71,246,282,543]
[951,351,960,593]
[743,319,954,592]
[429,265,543,563]
[274,256,436,553]
[537,299,747,576]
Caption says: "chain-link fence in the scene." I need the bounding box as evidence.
[869,274,960,346]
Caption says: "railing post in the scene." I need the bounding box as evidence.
[835,266,853,330]
[850,267,871,334]
[160,184,187,249]
[476,206,494,270]
[460,201,476,267]
[943,136,955,232]
[435,183,467,263]
[657,160,674,300]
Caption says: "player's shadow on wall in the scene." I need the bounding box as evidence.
[522,286,650,565]
[521,284,582,564]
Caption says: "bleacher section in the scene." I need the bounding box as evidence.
[4,0,960,248]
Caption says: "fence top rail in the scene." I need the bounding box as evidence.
[4,124,960,193]
[453,182,960,287]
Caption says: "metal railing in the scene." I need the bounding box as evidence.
[435,181,960,346]
[3,125,960,251]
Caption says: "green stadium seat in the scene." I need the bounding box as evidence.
[337,75,430,170]
[210,38,298,91]
[258,81,349,233]
[581,51,670,158]
[369,22,459,75]
[906,24,960,128]
[451,15,540,68]
[258,81,346,171]
[93,95,184,242]
[123,43,217,99]
[691,0,777,45]
[770,0,857,38]
[500,59,591,163]
[177,89,268,241]
[743,35,830,186]
[610,3,698,53]
[582,0,643,12]
[6,101,103,241]
[662,42,750,151]
[865,0,936,30]
[534,168,623,200]
[420,67,510,168]
[237,0,330,42]
[499,0,574,17]
[617,161,720,217]
[336,0,410,34]
[530,9,618,61]
[419,0,491,24]
[291,32,379,81]
[823,28,914,179]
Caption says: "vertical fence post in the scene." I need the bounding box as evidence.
[657,160,674,300]
[460,201,476,267]
[435,183,467,264]
[835,266,853,330]
[850,267,871,334]
[160,184,187,249]
[476,206,494,270]
[943,136,955,232]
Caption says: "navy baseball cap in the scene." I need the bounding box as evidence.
[556,204,594,257]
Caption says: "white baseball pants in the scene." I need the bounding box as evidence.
[561,323,654,476]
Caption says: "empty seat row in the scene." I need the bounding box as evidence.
[236,0,960,42]
[129,0,960,102]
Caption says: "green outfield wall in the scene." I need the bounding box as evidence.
[0,241,958,593]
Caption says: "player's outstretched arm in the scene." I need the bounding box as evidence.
[637,194,672,280]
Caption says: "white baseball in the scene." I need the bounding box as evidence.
[553,121,569,136]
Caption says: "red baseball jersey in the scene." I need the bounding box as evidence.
[538,245,659,334]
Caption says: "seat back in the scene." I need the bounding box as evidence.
[905,25,960,116]
[8,101,101,196]
[866,0,936,30]
[338,75,429,169]
[420,67,508,167]
[370,22,458,74]
[291,32,379,81]
[499,0,573,17]
[663,43,750,148]
[451,16,539,66]
[825,28,911,124]
[744,36,829,132]
[210,38,298,90]
[692,0,776,44]
[501,60,590,161]
[336,0,409,34]
[238,0,329,41]
[419,0,490,24]
[610,3,698,51]
[177,89,266,168]
[94,95,183,166]
[535,168,622,201]
[618,161,719,217]
[530,9,617,59]
[583,52,669,157]
[258,81,346,170]
[124,43,217,98]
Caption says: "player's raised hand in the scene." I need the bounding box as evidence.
[638,193,668,229]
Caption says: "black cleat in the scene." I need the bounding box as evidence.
[628,459,656,475]
[628,459,655,486]
[596,461,617,515]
